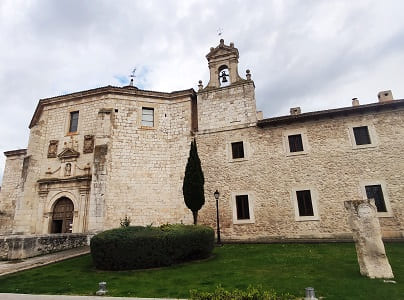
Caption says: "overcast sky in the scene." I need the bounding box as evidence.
[1,0,404,182]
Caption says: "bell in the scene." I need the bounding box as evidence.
[221,71,228,83]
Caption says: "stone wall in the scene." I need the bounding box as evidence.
[12,95,105,234]
[7,89,196,235]
[197,108,404,240]
[104,94,194,228]
[0,150,26,234]
[0,233,89,260]
[197,81,257,133]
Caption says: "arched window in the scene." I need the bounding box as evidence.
[218,65,230,87]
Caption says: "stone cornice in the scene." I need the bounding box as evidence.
[4,149,27,157]
[37,175,92,185]
[198,79,254,94]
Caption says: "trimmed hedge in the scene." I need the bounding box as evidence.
[90,224,214,270]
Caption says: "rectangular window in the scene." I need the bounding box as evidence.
[365,185,387,212]
[231,142,244,159]
[69,111,79,133]
[236,195,250,220]
[142,107,154,127]
[353,126,371,145]
[288,134,304,152]
[296,190,314,216]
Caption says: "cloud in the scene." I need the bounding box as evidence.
[1,0,404,181]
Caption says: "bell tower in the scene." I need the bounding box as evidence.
[205,39,243,88]
[197,40,257,133]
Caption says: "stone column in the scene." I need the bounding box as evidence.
[79,184,91,232]
[38,186,49,234]
[344,199,394,279]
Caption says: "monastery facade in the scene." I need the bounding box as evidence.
[0,40,403,241]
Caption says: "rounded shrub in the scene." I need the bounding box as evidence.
[90,224,214,270]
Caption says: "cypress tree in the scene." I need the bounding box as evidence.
[182,138,205,224]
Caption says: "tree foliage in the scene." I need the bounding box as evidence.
[183,138,205,224]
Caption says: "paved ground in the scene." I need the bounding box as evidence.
[0,246,90,277]
[0,294,185,300]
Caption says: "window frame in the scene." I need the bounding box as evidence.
[138,103,158,129]
[141,107,154,127]
[231,141,245,159]
[66,110,79,135]
[360,180,392,217]
[288,134,304,153]
[232,192,255,224]
[348,124,378,149]
[291,187,320,221]
[227,139,249,162]
[283,128,309,156]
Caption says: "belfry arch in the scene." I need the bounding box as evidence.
[50,197,74,233]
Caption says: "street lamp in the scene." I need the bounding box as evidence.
[214,190,221,245]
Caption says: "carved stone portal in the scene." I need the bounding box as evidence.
[344,199,394,279]
[47,140,58,158]
[83,135,94,154]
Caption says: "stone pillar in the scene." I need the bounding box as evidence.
[344,199,394,279]
[37,188,49,234]
[79,184,91,232]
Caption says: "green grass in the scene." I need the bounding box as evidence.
[0,243,402,299]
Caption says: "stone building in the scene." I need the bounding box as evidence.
[0,40,403,241]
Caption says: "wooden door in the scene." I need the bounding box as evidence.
[51,197,74,233]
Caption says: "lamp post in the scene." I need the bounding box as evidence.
[214,190,221,244]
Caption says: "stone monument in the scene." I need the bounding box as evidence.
[344,199,394,279]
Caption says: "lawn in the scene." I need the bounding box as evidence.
[0,243,402,299]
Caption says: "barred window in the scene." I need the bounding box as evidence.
[288,134,304,152]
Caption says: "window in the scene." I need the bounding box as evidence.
[360,181,392,217]
[365,185,387,212]
[296,190,314,216]
[353,126,371,145]
[69,111,79,133]
[142,107,154,127]
[236,195,250,220]
[231,142,244,159]
[232,192,255,224]
[292,187,319,221]
[288,134,304,152]
[283,129,309,156]
[349,124,377,149]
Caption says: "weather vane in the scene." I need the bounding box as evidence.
[217,27,223,37]
[129,68,136,86]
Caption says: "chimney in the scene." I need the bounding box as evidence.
[290,107,301,115]
[352,98,360,106]
[377,90,393,102]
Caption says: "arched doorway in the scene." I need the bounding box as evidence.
[51,197,74,233]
